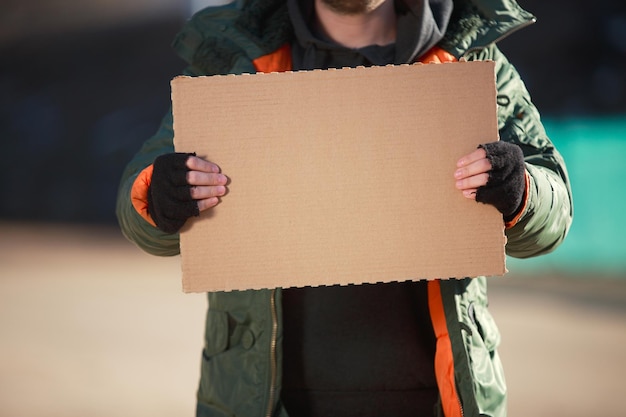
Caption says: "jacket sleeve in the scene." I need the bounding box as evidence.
[468,45,573,259]
[115,108,182,256]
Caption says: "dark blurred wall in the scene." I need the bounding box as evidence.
[0,17,185,224]
[498,0,626,115]
[0,1,625,225]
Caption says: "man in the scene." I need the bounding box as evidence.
[116,0,572,416]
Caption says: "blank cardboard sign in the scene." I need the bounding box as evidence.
[172,61,506,293]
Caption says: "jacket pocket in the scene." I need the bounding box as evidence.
[195,399,234,417]
[463,301,507,416]
[197,309,237,417]
[203,309,229,358]
[469,302,501,353]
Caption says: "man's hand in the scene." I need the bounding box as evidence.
[454,141,526,221]
[186,155,228,212]
[148,153,228,233]
[454,147,491,199]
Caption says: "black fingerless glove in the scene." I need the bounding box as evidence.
[147,152,199,234]
[475,141,526,221]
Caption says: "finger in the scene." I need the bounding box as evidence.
[455,172,489,191]
[461,188,478,200]
[454,157,492,180]
[186,155,221,173]
[457,148,487,168]
[197,197,220,212]
[189,185,227,200]
[187,170,228,186]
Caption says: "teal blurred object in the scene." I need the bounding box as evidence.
[507,116,626,275]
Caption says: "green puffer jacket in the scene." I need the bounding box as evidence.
[116,1,573,416]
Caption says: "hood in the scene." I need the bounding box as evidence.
[288,0,454,69]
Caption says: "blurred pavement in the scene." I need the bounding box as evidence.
[1,222,625,417]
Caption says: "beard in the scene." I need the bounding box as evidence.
[320,0,388,15]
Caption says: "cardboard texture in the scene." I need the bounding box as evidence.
[172,61,506,293]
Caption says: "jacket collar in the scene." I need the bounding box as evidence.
[172,0,535,74]
[440,0,536,58]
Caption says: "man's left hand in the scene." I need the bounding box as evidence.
[454,141,527,220]
[454,147,491,199]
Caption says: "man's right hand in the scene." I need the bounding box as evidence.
[148,152,228,234]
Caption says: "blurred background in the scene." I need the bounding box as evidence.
[1,0,625,416]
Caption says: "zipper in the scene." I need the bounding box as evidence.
[265,288,279,417]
